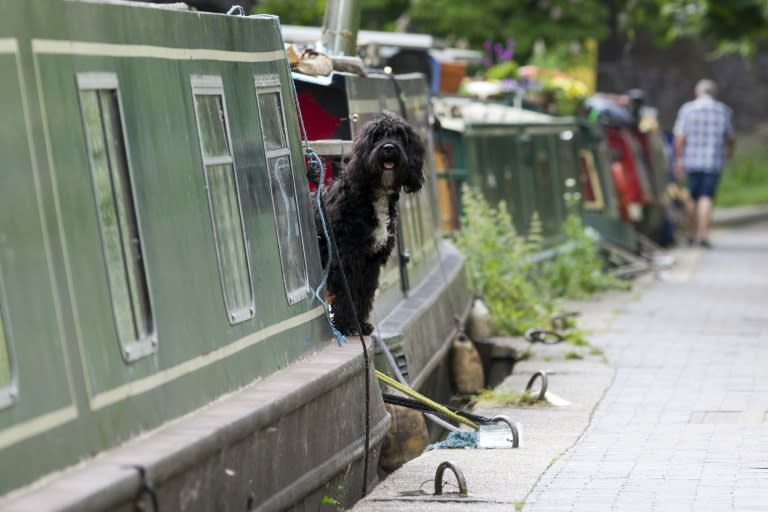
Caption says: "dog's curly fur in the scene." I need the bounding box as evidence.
[316,113,425,336]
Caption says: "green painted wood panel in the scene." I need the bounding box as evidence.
[0,0,332,493]
[0,54,73,426]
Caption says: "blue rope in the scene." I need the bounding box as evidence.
[308,148,347,346]
[275,17,347,346]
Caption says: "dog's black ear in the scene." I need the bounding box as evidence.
[353,115,382,157]
[402,122,425,194]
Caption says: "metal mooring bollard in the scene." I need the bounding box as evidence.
[489,415,520,448]
[434,461,468,497]
[550,311,579,332]
[524,328,564,344]
[525,371,549,401]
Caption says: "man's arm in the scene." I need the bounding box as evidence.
[725,107,735,160]
[673,133,686,180]
[672,105,687,181]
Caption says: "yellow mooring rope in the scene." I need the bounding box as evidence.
[375,370,479,430]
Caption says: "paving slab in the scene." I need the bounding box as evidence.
[525,221,768,511]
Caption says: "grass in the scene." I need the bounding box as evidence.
[563,329,590,346]
[716,124,768,207]
[472,388,543,407]
[517,348,533,361]
[564,351,585,360]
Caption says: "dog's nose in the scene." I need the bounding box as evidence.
[383,143,395,153]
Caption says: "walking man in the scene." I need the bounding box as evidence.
[673,79,735,248]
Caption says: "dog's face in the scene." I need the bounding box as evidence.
[353,113,425,194]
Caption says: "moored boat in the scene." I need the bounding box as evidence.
[0,1,389,510]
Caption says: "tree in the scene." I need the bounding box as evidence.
[657,0,768,55]
[407,0,610,59]
[252,0,408,30]
[251,0,767,58]
[253,0,325,26]
[602,1,768,57]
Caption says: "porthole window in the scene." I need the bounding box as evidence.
[77,73,156,361]
[191,75,255,324]
[254,75,308,305]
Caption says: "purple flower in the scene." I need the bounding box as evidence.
[500,79,519,92]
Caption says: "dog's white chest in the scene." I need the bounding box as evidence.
[372,195,391,252]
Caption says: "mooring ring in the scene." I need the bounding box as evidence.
[525,371,549,401]
[489,415,520,448]
[524,328,564,344]
[434,461,468,497]
[550,311,580,332]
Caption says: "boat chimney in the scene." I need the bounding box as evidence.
[320,0,361,56]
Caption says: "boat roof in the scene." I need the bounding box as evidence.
[435,97,559,131]
[281,25,483,63]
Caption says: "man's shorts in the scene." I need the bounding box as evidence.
[686,171,721,200]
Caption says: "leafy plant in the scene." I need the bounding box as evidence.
[542,213,630,299]
[320,494,345,512]
[589,346,605,356]
[457,185,553,335]
[564,351,585,360]
[485,61,519,80]
[458,185,629,340]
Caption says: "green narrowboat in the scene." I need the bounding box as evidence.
[434,97,582,246]
[0,1,394,510]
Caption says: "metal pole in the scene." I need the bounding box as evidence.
[320,0,361,56]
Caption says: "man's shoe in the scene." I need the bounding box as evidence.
[698,239,713,249]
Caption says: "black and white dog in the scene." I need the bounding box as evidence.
[316,113,425,336]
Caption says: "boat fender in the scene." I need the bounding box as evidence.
[467,298,492,340]
[379,404,429,473]
[450,333,485,395]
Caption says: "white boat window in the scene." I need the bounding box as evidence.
[191,75,254,324]
[254,75,308,305]
[77,73,156,361]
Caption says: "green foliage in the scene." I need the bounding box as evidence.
[458,186,629,337]
[253,1,767,59]
[543,214,630,299]
[658,0,768,55]
[485,61,519,80]
[589,346,605,356]
[716,125,768,207]
[252,0,408,31]
[564,351,585,360]
[408,0,609,57]
[457,185,552,335]
[472,388,543,407]
[252,0,326,26]
[528,41,594,71]
[320,490,346,512]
